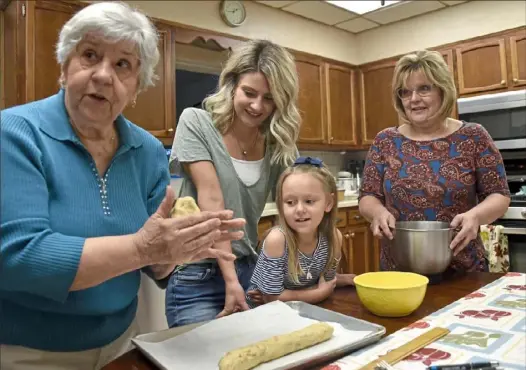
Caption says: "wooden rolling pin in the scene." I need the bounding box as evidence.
[358,327,450,370]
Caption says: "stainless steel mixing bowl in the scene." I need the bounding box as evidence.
[389,221,454,275]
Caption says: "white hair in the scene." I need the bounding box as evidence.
[56,1,159,92]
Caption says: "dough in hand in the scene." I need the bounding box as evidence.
[170,196,200,218]
[218,322,334,370]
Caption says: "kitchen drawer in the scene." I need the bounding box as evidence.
[348,209,366,226]
[336,210,347,228]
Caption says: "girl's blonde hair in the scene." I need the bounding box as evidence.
[203,39,301,166]
[275,163,338,283]
[392,50,457,124]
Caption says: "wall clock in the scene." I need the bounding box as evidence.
[220,0,246,27]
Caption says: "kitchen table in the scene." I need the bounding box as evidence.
[329,271,525,369]
[102,272,501,370]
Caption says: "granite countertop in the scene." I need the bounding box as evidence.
[261,198,359,217]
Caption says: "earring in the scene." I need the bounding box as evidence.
[131,99,137,108]
[58,76,65,89]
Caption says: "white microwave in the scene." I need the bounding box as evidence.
[457,90,526,151]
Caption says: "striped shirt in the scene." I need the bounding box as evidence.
[246,228,338,307]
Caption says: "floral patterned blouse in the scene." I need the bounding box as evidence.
[360,122,510,273]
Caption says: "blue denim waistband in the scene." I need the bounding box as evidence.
[173,255,255,274]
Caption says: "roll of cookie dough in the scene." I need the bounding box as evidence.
[170,196,200,218]
[218,322,334,370]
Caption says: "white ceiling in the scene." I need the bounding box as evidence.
[256,0,469,34]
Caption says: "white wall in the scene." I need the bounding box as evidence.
[125,0,360,65]
[357,1,526,63]
[84,1,526,66]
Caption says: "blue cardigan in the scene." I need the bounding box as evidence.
[0,90,170,351]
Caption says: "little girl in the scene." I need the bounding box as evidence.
[246,157,355,307]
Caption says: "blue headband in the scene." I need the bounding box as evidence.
[293,156,323,167]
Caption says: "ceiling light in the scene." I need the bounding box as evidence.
[326,0,401,15]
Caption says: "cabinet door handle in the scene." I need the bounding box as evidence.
[168,128,174,133]
[344,233,350,239]
[354,215,361,220]
[351,232,355,238]
[513,78,519,83]
[501,79,506,85]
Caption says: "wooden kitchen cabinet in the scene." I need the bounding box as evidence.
[359,60,399,145]
[455,37,508,95]
[257,216,274,245]
[0,9,4,109]
[122,23,176,144]
[438,48,458,118]
[295,54,327,144]
[1,0,176,143]
[325,63,359,146]
[509,31,526,88]
[440,49,455,75]
[339,207,381,275]
[339,208,379,275]
[342,225,370,276]
[2,1,22,109]
[295,54,360,148]
[2,0,82,106]
[455,29,526,96]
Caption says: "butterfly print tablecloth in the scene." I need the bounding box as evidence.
[323,273,526,369]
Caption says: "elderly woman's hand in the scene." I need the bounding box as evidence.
[370,208,396,240]
[134,187,245,266]
[450,212,480,256]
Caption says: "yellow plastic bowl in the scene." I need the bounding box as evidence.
[354,271,429,317]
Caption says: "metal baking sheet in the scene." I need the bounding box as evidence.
[132,301,386,369]
[286,301,386,353]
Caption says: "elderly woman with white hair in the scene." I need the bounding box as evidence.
[0,2,245,369]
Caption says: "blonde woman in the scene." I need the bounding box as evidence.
[245,157,355,308]
[166,39,301,327]
[0,2,245,369]
[359,50,510,276]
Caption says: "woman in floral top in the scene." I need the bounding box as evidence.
[359,50,511,273]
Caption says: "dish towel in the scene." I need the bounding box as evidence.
[480,224,509,273]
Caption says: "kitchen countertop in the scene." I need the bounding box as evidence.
[103,272,501,370]
[326,271,524,369]
[261,198,359,217]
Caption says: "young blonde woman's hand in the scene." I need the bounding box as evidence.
[336,273,356,287]
[246,289,263,305]
[370,208,396,240]
[134,187,246,266]
[217,282,250,318]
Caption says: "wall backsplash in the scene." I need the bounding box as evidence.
[299,150,344,176]
[300,150,369,176]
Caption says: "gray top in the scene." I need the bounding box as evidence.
[169,108,287,260]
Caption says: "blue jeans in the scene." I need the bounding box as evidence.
[165,258,255,328]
